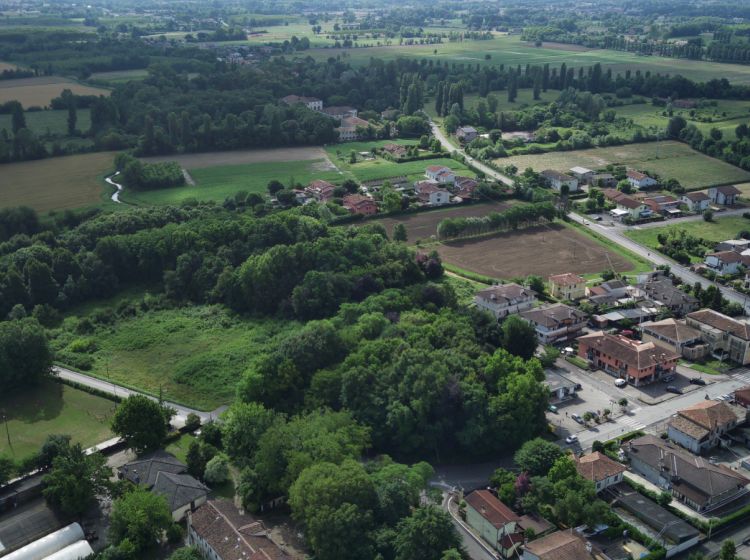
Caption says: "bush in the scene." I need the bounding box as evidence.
[203,454,229,484]
[185,413,201,432]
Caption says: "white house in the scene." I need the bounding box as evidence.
[575,452,627,492]
[540,169,579,192]
[474,283,536,320]
[680,191,711,212]
[626,169,658,189]
[616,196,652,220]
[708,185,742,205]
[704,250,749,275]
[464,490,521,556]
[416,184,451,206]
[425,165,456,184]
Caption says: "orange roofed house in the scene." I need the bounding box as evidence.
[305,180,336,202]
[464,490,523,558]
[667,400,746,454]
[521,530,594,560]
[548,273,585,301]
[575,451,627,492]
[342,194,377,216]
[577,331,679,386]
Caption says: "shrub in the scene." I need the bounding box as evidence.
[204,454,229,484]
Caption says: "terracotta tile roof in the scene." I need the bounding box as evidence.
[189,499,289,560]
[577,331,679,374]
[522,530,592,560]
[683,191,710,202]
[426,165,451,173]
[465,490,519,528]
[688,309,750,341]
[627,169,650,181]
[549,273,584,286]
[603,188,626,201]
[499,532,525,550]
[735,386,750,403]
[520,303,587,329]
[617,196,645,210]
[676,400,745,432]
[640,319,702,344]
[575,452,627,483]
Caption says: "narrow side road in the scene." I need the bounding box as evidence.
[106,171,123,203]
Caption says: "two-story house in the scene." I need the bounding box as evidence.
[425,165,456,184]
[680,191,711,212]
[540,170,579,192]
[519,303,588,344]
[626,169,658,189]
[615,196,652,220]
[305,179,337,202]
[475,283,536,320]
[638,277,699,316]
[416,183,451,206]
[687,309,750,365]
[640,318,708,361]
[465,490,522,558]
[548,273,585,301]
[343,194,378,215]
[575,451,627,492]
[577,331,679,386]
[668,400,746,454]
[704,251,750,276]
[708,185,742,205]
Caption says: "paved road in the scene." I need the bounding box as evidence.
[429,121,514,187]
[53,365,226,423]
[628,206,749,229]
[568,212,750,313]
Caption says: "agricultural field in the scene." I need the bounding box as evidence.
[0,151,115,212]
[124,158,342,205]
[498,141,750,190]
[0,76,110,107]
[0,108,91,136]
[615,99,750,141]
[437,222,635,279]
[625,216,750,252]
[374,201,513,243]
[305,34,750,85]
[89,69,150,84]
[141,146,330,169]
[56,305,299,410]
[0,380,115,461]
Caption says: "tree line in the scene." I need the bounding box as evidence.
[437,201,557,240]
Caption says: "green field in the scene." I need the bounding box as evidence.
[123,159,343,205]
[0,108,91,136]
[426,88,559,120]
[89,69,150,84]
[0,380,115,460]
[498,141,750,190]
[54,305,299,410]
[625,216,750,252]
[305,34,750,85]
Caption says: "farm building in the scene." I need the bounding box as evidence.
[416,184,451,206]
[708,185,742,206]
[305,180,337,202]
[3,523,92,560]
[336,116,370,141]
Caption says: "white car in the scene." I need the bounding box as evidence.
[565,435,578,444]
[615,379,627,388]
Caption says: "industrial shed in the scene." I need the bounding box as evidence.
[3,522,92,560]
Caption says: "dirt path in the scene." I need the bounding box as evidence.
[141,147,330,169]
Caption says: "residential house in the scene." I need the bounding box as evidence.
[591,173,617,188]
[602,188,627,203]
[280,95,322,111]
[569,166,595,184]
[544,370,578,402]
[640,319,708,361]
[687,309,750,365]
[626,169,658,189]
[474,283,536,320]
[586,279,632,306]
[575,452,627,492]
[735,386,750,408]
[521,530,594,560]
[456,126,478,143]
[464,490,522,558]
[416,183,451,206]
[540,170,579,192]
[704,251,750,275]
[624,435,750,512]
[381,143,408,159]
[425,165,456,184]
[680,191,711,212]
[519,303,588,344]
[668,400,746,454]
[321,105,358,120]
[188,499,289,560]
[643,195,680,217]
[716,239,750,253]
[548,273,586,301]
[615,196,652,220]
[577,331,679,386]
[454,176,479,199]
[708,185,742,205]
[119,450,208,521]
[638,276,699,315]
[343,194,377,216]
[336,116,370,141]
[305,180,336,202]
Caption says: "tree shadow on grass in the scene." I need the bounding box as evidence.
[0,380,64,423]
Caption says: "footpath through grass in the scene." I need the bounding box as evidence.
[0,380,115,460]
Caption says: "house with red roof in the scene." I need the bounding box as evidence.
[305,180,337,202]
[575,451,627,492]
[343,194,377,216]
[626,169,657,189]
[464,490,523,558]
[425,165,456,184]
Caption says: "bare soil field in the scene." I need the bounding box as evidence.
[0,76,110,107]
[437,223,633,278]
[374,201,512,243]
[141,147,331,169]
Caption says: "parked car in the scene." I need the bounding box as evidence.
[594,216,602,221]
[572,414,584,424]
[666,385,682,394]
[662,374,674,383]
[615,379,627,388]
[689,377,706,386]
[548,404,558,413]
[565,435,578,444]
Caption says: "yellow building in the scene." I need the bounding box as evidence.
[548,273,585,301]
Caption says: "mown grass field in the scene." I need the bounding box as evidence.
[123,159,343,205]
[625,216,750,251]
[0,380,115,460]
[498,141,750,190]
[55,305,300,410]
[0,76,110,107]
[89,69,149,84]
[0,108,91,136]
[0,151,115,212]
[305,34,750,84]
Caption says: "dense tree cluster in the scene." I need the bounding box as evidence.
[437,201,556,239]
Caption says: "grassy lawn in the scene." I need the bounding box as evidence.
[0,108,91,136]
[165,433,196,463]
[679,359,733,375]
[0,380,115,460]
[122,159,343,205]
[52,305,300,410]
[0,76,110,108]
[0,151,116,212]
[625,216,750,252]
[498,141,750,190]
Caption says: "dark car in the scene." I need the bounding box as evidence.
[572,414,584,424]
[666,385,682,394]
[689,377,706,386]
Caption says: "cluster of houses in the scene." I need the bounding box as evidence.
[702,237,750,278]
[414,165,479,206]
[280,94,370,141]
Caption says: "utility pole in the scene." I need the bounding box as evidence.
[2,413,12,453]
